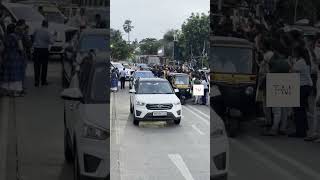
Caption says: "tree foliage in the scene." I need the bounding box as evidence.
[110,28,134,61]
[123,20,134,42]
[139,38,162,55]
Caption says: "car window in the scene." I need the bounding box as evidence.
[137,81,173,94]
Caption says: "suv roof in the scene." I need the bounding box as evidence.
[138,78,166,82]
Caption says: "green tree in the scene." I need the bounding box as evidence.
[123,20,134,43]
[139,38,162,55]
[180,13,209,64]
[110,28,134,61]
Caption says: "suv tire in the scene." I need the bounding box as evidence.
[64,109,73,163]
[133,116,139,126]
[174,119,181,125]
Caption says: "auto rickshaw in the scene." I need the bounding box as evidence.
[167,73,192,105]
[210,36,257,137]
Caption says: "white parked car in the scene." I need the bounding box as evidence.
[210,85,229,180]
[0,3,78,58]
[129,78,182,126]
[61,59,109,180]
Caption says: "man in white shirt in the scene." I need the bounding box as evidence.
[201,76,209,105]
[119,68,126,89]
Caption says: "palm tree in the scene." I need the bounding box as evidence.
[123,20,134,43]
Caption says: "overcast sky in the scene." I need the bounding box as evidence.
[110,0,209,41]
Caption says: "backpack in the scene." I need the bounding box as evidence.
[268,53,290,73]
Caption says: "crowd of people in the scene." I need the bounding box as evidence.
[214,12,320,141]
[110,64,210,105]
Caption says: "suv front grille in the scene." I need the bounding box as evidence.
[146,104,173,110]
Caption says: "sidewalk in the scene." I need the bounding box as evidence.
[0,97,17,180]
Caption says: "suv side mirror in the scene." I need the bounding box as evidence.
[61,87,83,101]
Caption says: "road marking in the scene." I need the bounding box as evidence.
[168,154,195,180]
[247,136,320,180]
[192,125,204,135]
[186,105,209,118]
[230,139,299,180]
[184,106,209,125]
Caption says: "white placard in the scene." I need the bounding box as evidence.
[266,73,300,107]
[193,85,204,96]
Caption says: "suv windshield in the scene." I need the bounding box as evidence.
[10,6,44,21]
[211,47,252,74]
[80,35,107,51]
[175,75,189,84]
[137,81,173,94]
[90,65,108,103]
[135,71,154,78]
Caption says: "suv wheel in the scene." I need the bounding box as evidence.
[174,119,181,125]
[130,102,133,114]
[73,146,84,180]
[133,116,139,126]
[64,109,73,163]
[64,128,73,163]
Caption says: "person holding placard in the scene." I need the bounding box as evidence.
[290,47,313,138]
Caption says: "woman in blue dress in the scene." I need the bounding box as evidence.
[111,69,118,92]
[0,23,25,97]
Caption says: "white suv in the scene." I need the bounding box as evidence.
[61,60,110,180]
[129,78,182,126]
[210,85,229,180]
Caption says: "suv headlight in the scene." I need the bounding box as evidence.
[211,127,224,138]
[83,124,109,140]
[174,101,181,105]
[136,101,145,106]
[245,86,254,96]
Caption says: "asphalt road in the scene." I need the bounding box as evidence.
[110,85,210,180]
[210,111,320,180]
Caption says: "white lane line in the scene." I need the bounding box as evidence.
[192,125,205,135]
[184,106,209,125]
[186,105,210,118]
[247,136,320,179]
[168,154,195,180]
[230,139,299,180]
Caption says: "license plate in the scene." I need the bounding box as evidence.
[153,111,167,116]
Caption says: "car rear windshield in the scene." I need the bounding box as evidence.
[10,6,44,21]
[135,71,154,78]
[137,81,173,94]
[80,35,107,51]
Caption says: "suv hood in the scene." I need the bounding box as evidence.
[80,104,109,130]
[136,94,180,104]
